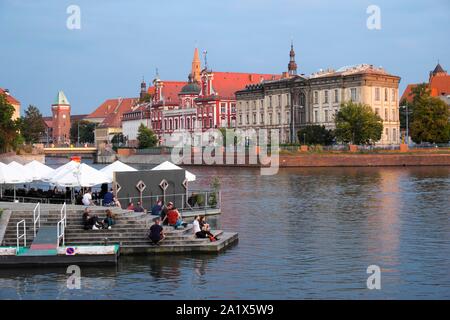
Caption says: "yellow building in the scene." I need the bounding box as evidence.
[0,88,20,120]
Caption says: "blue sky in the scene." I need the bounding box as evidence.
[1,0,449,116]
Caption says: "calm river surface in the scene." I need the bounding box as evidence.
[1,162,450,299]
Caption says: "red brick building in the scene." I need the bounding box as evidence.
[51,91,71,145]
[401,63,450,104]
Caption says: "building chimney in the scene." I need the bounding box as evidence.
[4,89,10,95]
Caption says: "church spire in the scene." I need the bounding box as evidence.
[191,47,201,83]
[288,41,298,76]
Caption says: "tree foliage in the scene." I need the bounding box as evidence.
[0,93,20,152]
[297,125,334,145]
[334,101,383,145]
[20,105,46,144]
[137,123,157,148]
[70,120,96,144]
[409,84,450,143]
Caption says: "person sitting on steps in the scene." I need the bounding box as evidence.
[162,202,184,229]
[103,209,116,229]
[148,217,165,245]
[82,208,104,230]
[197,215,219,241]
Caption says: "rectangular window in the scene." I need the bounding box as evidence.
[239,115,242,125]
[269,113,272,125]
[278,95,282,106]
[246,114,249,125]
[269,96,272,108]
[286,111,290,124]
[231,103,236,113]
[351,88,357,101]
[391,89,396,102]
[253,113,256,124]
[221,103,226,114]
[314,91,319,104]
[314,110,318,123]
[278,112,281,124]
[375,108,380,115]
[375,88,380,101]
[384,88,388,102]
[385,109,388,121]
[325,110,329,122]
[334,89,339,103]
[261,113,264,124]
[324,90,329,104]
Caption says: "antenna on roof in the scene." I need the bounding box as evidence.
[155,68,160,79]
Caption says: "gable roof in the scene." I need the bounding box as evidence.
[0,88,20,105]
[87,97,138,128]
[429,74,450,97]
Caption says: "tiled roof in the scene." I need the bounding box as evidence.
[429,74,450,97]
[310,64,392,79]
[211,72,281,99]
[400,75,449,103]
[87,97,138,128]
[0,88,20,105]
[150,81,187,105]
[400,84,418,103]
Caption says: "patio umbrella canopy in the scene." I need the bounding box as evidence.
[44,160,80,182]
[2,161,33,184]
[24,160,55,181]
[51,162,112,187]
[151,161,196,182]
[100,160,137,181]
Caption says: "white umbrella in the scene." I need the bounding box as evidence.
[1,161,33,201]
[53,162,112,187]
[44,160,80,182]
[151,161,196,182]
[24,160,55,181]
[100,160,137,181]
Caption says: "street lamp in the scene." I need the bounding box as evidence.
[400,104,411,144]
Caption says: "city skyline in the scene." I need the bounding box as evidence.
[1,0,449,116]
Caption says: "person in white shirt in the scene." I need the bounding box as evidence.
[82,190,94,206]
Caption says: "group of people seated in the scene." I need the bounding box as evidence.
[82,208,116,230]
[126,201,146,213]
[146,199,219,245]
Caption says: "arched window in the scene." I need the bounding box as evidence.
[175,118,178,130]
[187,118,191,129]
[169,119,173,130]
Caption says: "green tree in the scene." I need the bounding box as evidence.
[20,105,46,144]
[409,84,450,143]
[0,93,19,152]
[137,123,157,148]
[70,120,96,144]
[297,125,335,145]
[111,133,126,145]
[334,101,383,145]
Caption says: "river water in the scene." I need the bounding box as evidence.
[1,163,449,299]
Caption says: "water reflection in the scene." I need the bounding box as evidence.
[1,164,449,299]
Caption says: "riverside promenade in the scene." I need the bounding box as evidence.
[116,149,450,167]
[0,202,238,267]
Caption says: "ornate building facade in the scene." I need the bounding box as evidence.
[124,48,281,144]
[236,45,401,145]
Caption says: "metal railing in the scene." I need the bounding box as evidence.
[33,202,41,237]
[16,219,26,254]
[57,218,65,248]
[57,202,67,248]
[60,202,67,227]
[115,190,221,214]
